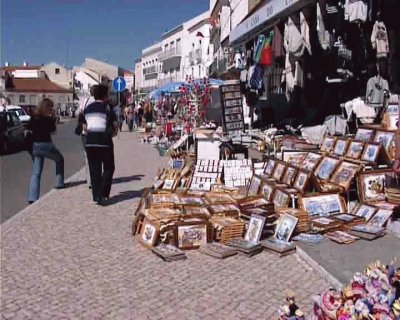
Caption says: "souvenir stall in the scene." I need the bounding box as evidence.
[278,260,400,319]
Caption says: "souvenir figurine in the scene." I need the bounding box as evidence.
[285,290,299,317]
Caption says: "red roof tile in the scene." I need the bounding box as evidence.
[7,78,71,93]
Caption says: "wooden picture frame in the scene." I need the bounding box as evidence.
[244,214,266,243]
[320,136,336,153]
[299,193,346,217]
[302,152,323,172]
[136,218,159,249]
[360,143,381,163]
[355,128,375,142]
[247,175,262,197]
[373,129,395,152]
[272,188,292,208]
[274,213,299,242]
[345,141,365,159]
[351,203,378,221]
[314,156,341,181]
[281,150,308,168]
[385,113,399,130]
[357,170,393,203]
[175,220,208,249]
[330,161,361,190]
[264,158,276,176]
[282,166,298,186]
[260,182,275,201]
[293,170,310,193]
[368,209,392,227]
[272,161,287,182]
[333,138,350,156]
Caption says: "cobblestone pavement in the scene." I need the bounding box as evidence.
[1,132,331,320]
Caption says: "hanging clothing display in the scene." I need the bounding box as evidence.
[366,75,389,106]
[317,2,331,50]
[272,25,285,58]
[344,97,376,122]
[325,0,345,35]
[371,20,390,58]
[344,0,368,23]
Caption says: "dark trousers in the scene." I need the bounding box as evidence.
[85,146,115,201]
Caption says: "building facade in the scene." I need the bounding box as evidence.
[134,58,142,93]
[42,62,73,90]
[141,42,162,93]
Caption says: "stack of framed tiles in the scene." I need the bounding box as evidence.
[219,81,245,136]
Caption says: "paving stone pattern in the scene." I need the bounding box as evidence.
[1,132,330,320]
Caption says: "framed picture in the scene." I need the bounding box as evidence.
[137,219,159,248]
[282,166,298,186]
[357,170,393,202]
[387,104,399,114]
[373,130,395,151]
[274,213,298,242]
[302,153,323,172]
[352,203,377,221]
[360,143,380,163]
[368,209,392,227]
[175,222,208,249]
[355,128,375,142]
[281,150,308,168]
[179,196,205,206]
[299,193,346,217]
[346,141,365,159]
[330,161,361,190]
[272,188,291,208]
[272,161,286,182]
[314,156,341,180]
[261,182,275,201]
[293,171,310,193]
[312,217,335,225]
[244,214,266,243]
[320,136,336,153]
[264,159,276,176]
[333,138,350,156]
[385,114,399,130]
[247,175,262,197]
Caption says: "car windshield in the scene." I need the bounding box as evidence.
[13,109,27,116]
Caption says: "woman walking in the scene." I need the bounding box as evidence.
[27,98,64,203]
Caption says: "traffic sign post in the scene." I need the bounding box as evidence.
[112,77,126,106]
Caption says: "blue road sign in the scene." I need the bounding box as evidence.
[112,77,126,92]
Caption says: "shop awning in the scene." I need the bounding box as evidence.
[230,0,315,46]
[162,57,182,73]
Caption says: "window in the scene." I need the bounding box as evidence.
[191,67,194,77]
[30,95,37,105]
[19,95,26,103]
[199,66,201,77]
[55,68,60,74]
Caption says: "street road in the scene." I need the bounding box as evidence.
[0,119,84,223]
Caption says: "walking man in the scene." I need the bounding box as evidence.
[81,84,118,205]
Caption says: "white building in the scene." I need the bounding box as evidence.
[185,13,213,80]
[141,42,162,93]
[42,62,73,90]
[134,58,142,93]
[157,10,211,87]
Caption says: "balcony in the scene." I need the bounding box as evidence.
[208,53,230,77]
[158,76,178,87]
[158,47,182,61]
[143,65,158,75]
[189,49,202,66]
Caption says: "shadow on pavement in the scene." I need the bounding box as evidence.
[112,175,144,184]
[106,189,145,205]
[64,180,87,188]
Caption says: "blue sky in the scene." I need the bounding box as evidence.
[1,0,209,70]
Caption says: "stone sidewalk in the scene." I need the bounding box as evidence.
[1,132,331,320]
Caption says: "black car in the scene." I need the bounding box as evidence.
[0,111,25,154]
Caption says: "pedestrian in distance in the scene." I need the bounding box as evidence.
[82,84,118,206]
[27,98,64,203]
[126,103,135,132]
[114,104,124,132]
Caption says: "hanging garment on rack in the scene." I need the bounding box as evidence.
[249,64,265,90]
[323,115,349,135]
[259,31,274,66]
[253,35,267,64]
[301,125,328,145]
[272,25,285,58]
[371,20,389,58]
[366,75,389,106]
[344,0,368,23]
[325,0,345,34]
[317,2,331,50]
[345,97,376,122]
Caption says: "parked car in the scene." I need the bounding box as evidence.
[4,105,31,126]
[0,111,25,154]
